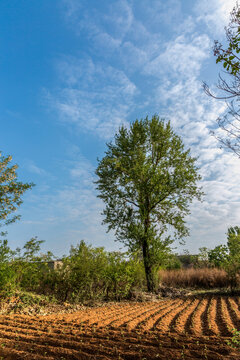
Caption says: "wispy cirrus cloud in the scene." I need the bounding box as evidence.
[14,150,115,255]
[143,34,211,79]
[194,0,236,36]
[47,58,137,139]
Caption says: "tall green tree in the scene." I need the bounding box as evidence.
[95,115,203,292]
[0,152,34,226]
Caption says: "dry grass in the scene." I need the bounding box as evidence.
[159,267,230,289]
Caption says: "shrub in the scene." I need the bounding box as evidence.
[104,252,145,300]
[52,241,146,302]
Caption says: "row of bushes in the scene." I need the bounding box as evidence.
[1,235,239,302]
[0,237,147,301]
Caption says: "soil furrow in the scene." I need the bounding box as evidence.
[124,300,177,330]
[191,297,208,336]
[183,297,200,335]
[233,296,240,311]
[0,329,133,359]
[100,302,159,328]
[220,297,236,336]
[167,298,193,333]
[200,295,213,336]
[226,297,240,330]
[229,297,240,318]
[141,299,184,331]
[134,300,179,331]
[215,297,232,336]
[0,298,239,359]
[154,299,188,332]
[174,297,199,334]
[207,296,220,336]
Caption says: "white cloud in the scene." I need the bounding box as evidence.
[195,0,236,36]
[14,152,118,254]
[48,58,137,139]
[51,0,240,254]
[104,0,133,41]
[26,162,47,176]
[144,34,211,79]
[137,19,240,252]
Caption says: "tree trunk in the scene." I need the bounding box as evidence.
[142,237,155,292]
[142,199,155,292]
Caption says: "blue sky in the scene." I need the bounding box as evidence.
[0,0,239,257]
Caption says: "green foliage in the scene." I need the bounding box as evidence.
[208,227,240,291]
[159,253,182,270]
[203,3,240,157]
[178,253,194,268]
[0,233,16,290]
[214,4,240,76]
[0,236,54,293]
[225,226,240,291]
[0,238,147,302]
[227,328,240,349]
[59,241,146,302]
[0,152,34,226]
[62,241,109,301]
[95,115,203,292]
[208,245,228,268]
[16,237,54,292]
[104,251,145,300]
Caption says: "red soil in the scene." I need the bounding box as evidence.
[0,295,239,359]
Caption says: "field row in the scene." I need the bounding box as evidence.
[45,295,240,336]
[0,296,239,359]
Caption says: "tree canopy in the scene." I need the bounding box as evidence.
[0,152,34,226]
[95,115,203,291]
[208,226,240,291]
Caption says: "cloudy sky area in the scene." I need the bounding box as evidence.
[0,0,239,256]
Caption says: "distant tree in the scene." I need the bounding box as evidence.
[22,237,45,261]
[208,244,228,268]
[164,253,182,270]
[203,2,240,156]
[225,226,240,290]
[197,247,210,267]
[177,253,193,268]
[0,234,16,289]
[95,115,203,292]
[0,152,34,226]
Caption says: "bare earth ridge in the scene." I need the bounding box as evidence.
[0,295,239,359]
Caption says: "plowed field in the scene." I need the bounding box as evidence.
[0,295,239,359]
